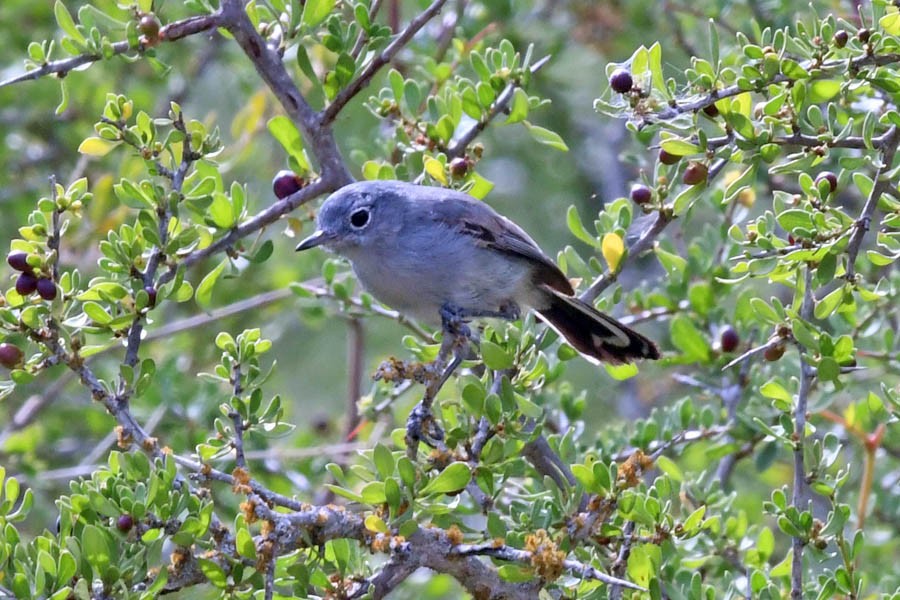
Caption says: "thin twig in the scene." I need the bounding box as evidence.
[0,14,222,88]
[844,125,900,281]
[644,53,900,123]
[451,542,645,590]
[580,210,671,303]
[790,267,815,600]
[447,55,551,158]
[344,318,365,445]
[323,0,450,124]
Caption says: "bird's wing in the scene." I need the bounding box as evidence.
[427,191,575,296]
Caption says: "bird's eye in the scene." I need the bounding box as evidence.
[350,208,370,229]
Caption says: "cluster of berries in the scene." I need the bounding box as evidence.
[7,253,56,300]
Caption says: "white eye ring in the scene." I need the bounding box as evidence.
[350,208,370,228]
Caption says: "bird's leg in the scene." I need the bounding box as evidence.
[405,302,522,458]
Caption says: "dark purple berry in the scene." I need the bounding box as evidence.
[16,273,38,296]
[720,327,739,353]
[683,162,709,185]
[702,104,719,118]
[116,514,134,533]
[272,170,304,199]
[833,30,849,48]
[630,184,652,205]
[6,253,31,273]
[857,28,870,43]
[815,171,838,194]
[449,157,470,179]
[36,278,57,301]
[144,286,158,307]
[658,149,680,165]
[609,69,634,94]
[0,343,24,369]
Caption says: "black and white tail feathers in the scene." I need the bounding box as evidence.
[536,287,660,365]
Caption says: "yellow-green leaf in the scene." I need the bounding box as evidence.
[195,259,227,309]
[78,137,119,157]
[601,232,625,272]
[424,156,447,185]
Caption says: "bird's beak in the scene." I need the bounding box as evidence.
[295,230,334,252]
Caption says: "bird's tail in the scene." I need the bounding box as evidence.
[536,288,660,365]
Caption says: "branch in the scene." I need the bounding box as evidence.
[844,125,900,281]
[580,210,672,303]
[790,267,815,600]
[0,14,222,89]
[452,542,645,591]
[157,177,332,288]
[643,53,900,123]
[447,55,552,158]
[218,0,352,184]
[322,0,451,124]
[608,521,636,600]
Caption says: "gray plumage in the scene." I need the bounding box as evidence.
[296,180,659,365]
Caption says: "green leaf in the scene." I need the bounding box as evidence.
[505,88,529,124]
[481,340,515,370]
[267,116,310,173]
[83,302,112,325]
[670,314,711,361]
[604,362,639,380]
[373,443,394,479]
[654,246,687,277]
[523,121,568,151]
[55,0,85,44]
[566,205,601,248]
[301,0,336,28]
[81,524,111,574]
[814,285,844,320]
[236,527,255,560]
[880,11,900,35]
[420,462,471,495]
[760,379,792,403]
[808,80,841,103]
[655,455,683,481]
[198,559,228,588]
[196,259,228,309]
[749,298,780,324]
[660,138,701,156]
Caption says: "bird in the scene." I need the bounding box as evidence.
[295,180,660,365]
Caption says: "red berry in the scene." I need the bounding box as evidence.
[609,69,634,94]
[683,162,709,185]
[833,30,849,48]
[720,327,739,353]
[37,278,57,300]
[658,149,680,165]
[116,514,134,533]
[0,343,24,369]
[272,170,304,199]
[6,253,31,273]
[815,171,838,194]
[16,273,38,296]
[138,14,161,39]
[630,184,652,205]
[764,344,785,362]
[144,286,158,307]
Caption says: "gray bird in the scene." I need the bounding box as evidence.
[296,180,659,365]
